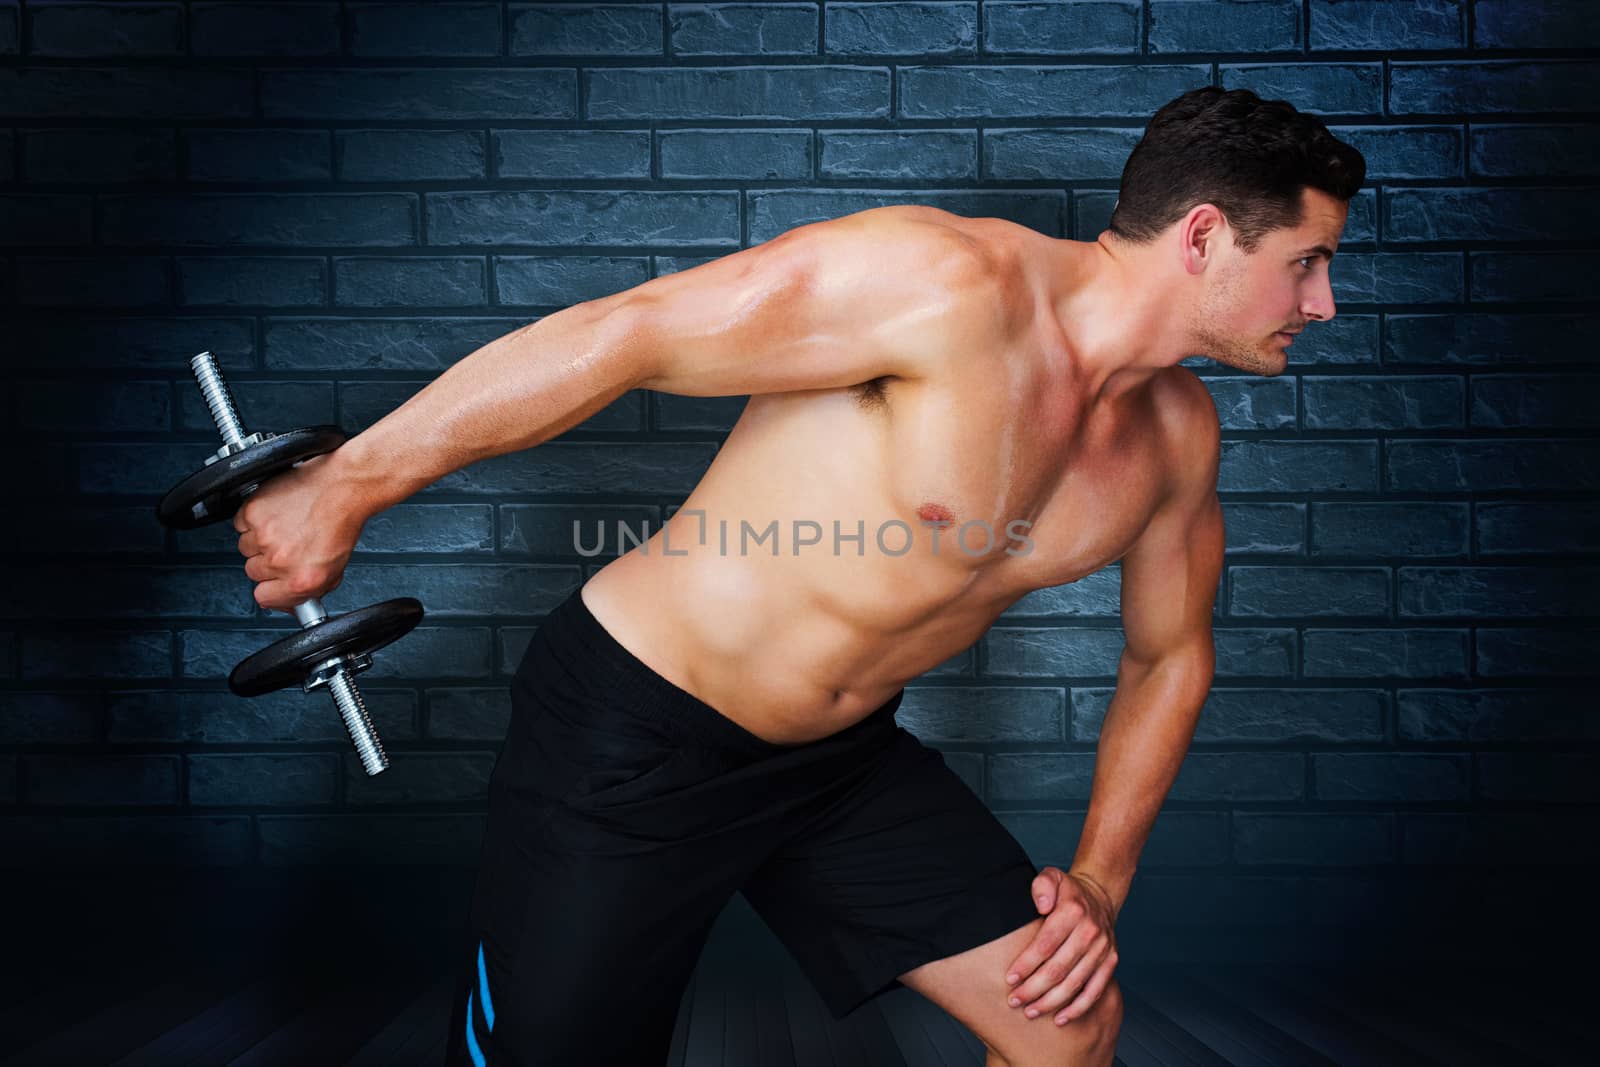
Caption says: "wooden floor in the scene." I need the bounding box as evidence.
[3,902,1592,1066]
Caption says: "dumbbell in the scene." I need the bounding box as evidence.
[156,351,424,776]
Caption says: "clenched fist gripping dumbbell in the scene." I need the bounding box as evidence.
[155,351,424,776]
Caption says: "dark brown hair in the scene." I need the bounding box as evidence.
[1108,87,1366,252]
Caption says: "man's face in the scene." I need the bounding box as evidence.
[1193,187,1347,376]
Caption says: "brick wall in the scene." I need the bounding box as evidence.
[2,1,1596,958]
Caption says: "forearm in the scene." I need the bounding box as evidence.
[327,296,645,517]
[1069,651,1211,915]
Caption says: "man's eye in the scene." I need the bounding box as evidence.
[1297,257,1314,270]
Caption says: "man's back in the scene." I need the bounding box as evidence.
[582,205,1199,745]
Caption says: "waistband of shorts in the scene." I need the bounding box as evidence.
[530,584,903,758]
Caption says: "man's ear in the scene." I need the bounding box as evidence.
[1178,203,1227,276]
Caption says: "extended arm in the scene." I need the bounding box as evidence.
[329,207,999,518]
[1070,374,1224,914]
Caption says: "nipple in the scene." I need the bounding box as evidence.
[917,502,954,525]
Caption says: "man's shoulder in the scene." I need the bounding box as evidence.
[1151,366,1222,496]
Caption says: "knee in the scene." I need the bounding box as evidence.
[1000,975,1123,1067]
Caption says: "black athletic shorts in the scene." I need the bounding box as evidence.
[444,585,1042,1066]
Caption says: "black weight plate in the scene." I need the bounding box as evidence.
[229,597,425,697]
[156,425,348,530]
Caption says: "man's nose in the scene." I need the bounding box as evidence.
[1303,273,1336,322]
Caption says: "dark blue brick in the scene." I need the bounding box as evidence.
[1221,63,1383,115]
[1303,375,1464,430]
[1471,373,1599,429]
[1281,315,1377,366]
[426,687,512,741]
[901,64,1207,119]
[1074,686,1384,743]
[983,626,1124,677]
[653,393,750,432]
[660,129,813,180]
[501,504,661,558]
[896,686,1065,743]
[22,631,173,681]
[820,129,977,179]
[0,3,14,54]
[0,816,253,867]
[176,378,334,434]
[1471,124,1600,177]
[405,441,714,495]
[338,130,487,182]
[1201,377,1295,431]
[330,563,572,618]
[1398,688,1594,742]
[1330,125,1463,181]
[333,256,486,308]
[1309,0,1463,51]
[348,1,502,57]
[0,194,91,244]
[1310,502,1469,559]
[1072,191,1117,238]
[1331,252,1462,304]
[1222,502,1305,555]
[1219,441,1380,493]
[1150,0,1301,54]
[357,505,495,555]
[0,633,11,679]
[0,129,11,180]
[16,257,170,308]
[1473,0,1600,50]
[29,2,182,57]
[1385,313,1598,365]
[102,194,417,248]
[265,317,522,372]
[9,317,254,370]
[981,0,1141,55]
[1234,813,1394,866]
[1314,753,1468,802]
[4,566,254,621]
[0,68,253,119]
[1389,61,1600,115]
[985,127,1138,181]
[25,755,180,806]
[1228,566,1390,618]
[671,2,820,56]
[190,1,340,56]
[1399,566,1599,619]
[15,379,169,433]
[0,758,14,804]
[1477,627,1600,678]
[494,255,650,307]
[23,128,176,183]
[12,505,166,556]
[257,813,485,865]
[1476,754,1599,803]
[345,752,496,806]
[1172,753,1305,802]
[1404,812,1599,866]
[749,190,1062,242]
[184,130,332,183]
[514,2,666,56]
[1344,188,1377,243]
[987,752,1095,804]
[1385,187,1600,243]
[1387,438,1600,491]
[428,190,737,246]
[825,2,976,57]
[188,754,338,807]
[1471,252,1598,303]
[494,129,651,179]
[263,69,576,122]
[107,689,416,745]
[998,570,1120,619]
[177,256,326,308]
[591,65,887,120]
[1476,502,1600,557]
[0,693,101,744]
[1302,628,1470,679]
